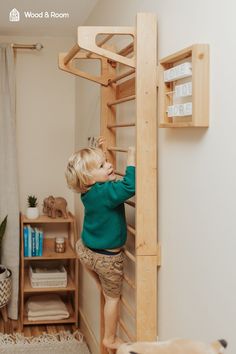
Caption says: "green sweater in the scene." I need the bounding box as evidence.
[81,166,135,249]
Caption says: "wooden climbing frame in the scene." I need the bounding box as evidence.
[59,12,159,354]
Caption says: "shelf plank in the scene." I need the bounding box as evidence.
[24,239,76,260]
[159,122,207,128]
[24,273,76,293]
[22,213,74,224]
[23,317,76,325]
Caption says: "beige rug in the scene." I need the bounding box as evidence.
[0,331,90,354]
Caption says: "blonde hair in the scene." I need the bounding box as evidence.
[65,147,104,193]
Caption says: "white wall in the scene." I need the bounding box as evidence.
[0,36,76,213]
[75,0,236,353]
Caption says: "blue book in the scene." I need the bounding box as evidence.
[35,228,40,256]
[39,230,44,256]
[27,225,32,257]
[23,226,28,256]
[31,229,36,256]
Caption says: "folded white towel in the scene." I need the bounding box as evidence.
[25,294,69,319]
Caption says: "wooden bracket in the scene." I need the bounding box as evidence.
[59,26,135,84]
[58,52,111,86]
[77,26,135,68]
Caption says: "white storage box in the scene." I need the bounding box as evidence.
[29,264,67,288]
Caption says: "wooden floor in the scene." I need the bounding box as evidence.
[0,316,77,336]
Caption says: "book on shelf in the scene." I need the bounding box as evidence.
[39,230,43,256]
[31,229,36,256]
[27,225,32,257]
[23,226,28,257]
[35,228,40,256]
[24,226,44,257]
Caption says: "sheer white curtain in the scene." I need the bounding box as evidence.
[0,43,19,319]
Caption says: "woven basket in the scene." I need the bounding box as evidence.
[0,269,12,308]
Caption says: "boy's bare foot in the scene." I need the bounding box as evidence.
[103,336,124,349]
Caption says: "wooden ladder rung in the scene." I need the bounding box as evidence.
[108,147,128,153]
[64,44,81,65]
[124,248,136,263]
[97,34,114,47]
[107,95,135,107]
[109,68,135,84]
[119,318,136,342]
[107,122,135,128]
[120,295,135,318]
[127,224,135,236]
[114,170,124,176]
[125,200,135,207]
[123,274,135,289]
[118,43,134,57]
[87,34,114,58]
[64,35,114,64]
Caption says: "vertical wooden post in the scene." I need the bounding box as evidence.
[100,56,116,354]
[100,54,117,167]
[20,214,24,330]
[72,215,79,327]
[192,44,209,127]
[135,13,157,341]
[99,294,106,354]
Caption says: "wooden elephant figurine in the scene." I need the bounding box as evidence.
[43,196,68,218]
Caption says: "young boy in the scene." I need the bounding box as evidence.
[65,142,135,350]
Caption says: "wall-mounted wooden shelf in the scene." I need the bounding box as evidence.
[158,44,209,128]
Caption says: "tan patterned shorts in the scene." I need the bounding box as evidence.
[76,239,124,298]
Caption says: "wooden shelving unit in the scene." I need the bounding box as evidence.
[20,213,78,329]
[158,44,209,128]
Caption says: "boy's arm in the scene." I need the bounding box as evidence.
[127,146,135,166]
[105,147,136,208]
